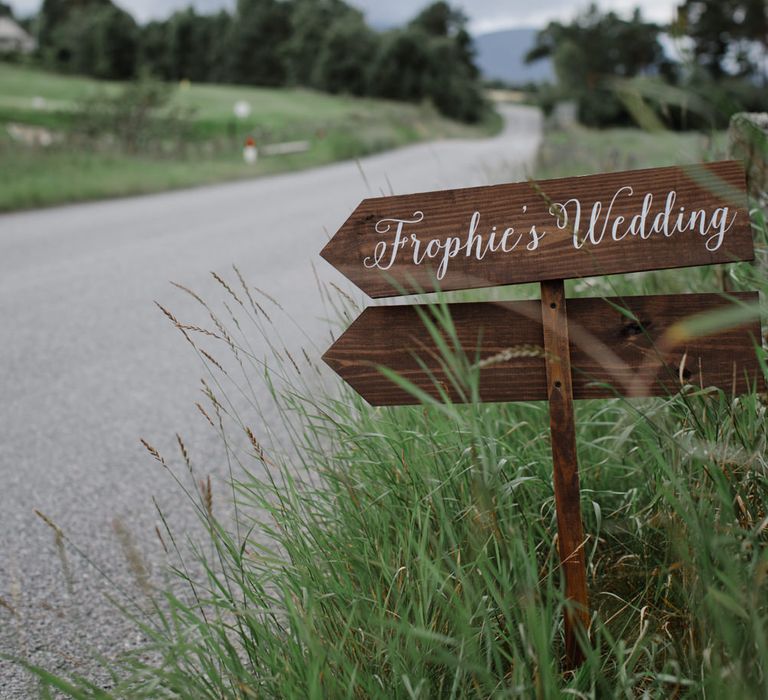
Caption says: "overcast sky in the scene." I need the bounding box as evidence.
[8,0,682,33]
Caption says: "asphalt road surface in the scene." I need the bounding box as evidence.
[0,105,542,696]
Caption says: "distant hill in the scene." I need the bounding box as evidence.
[473,28,554,86]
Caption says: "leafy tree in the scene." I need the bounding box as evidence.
[410,1,466,37]
[0,2,13,18]
[166,9,212,81]
[675,0,768,81]
[138,20,172,79]
[227,0,292,86]
[423,35,485,122]
[526,5,668,125]
[203,12,235,83]
[138,11,231,83]
[37,0,111,56]
[284,0,348,86]
[369,2,486,122]
[46,2,138,79]
[410,1,478,79]
[369,29,432,103]
[312,11,377,95]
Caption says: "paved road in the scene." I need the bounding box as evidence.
[0,105,541,695]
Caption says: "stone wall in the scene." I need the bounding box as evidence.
[729,112,768,204]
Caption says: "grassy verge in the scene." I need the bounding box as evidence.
[19,126,768,698]
[0,63,501,212]
[535,125,728,180]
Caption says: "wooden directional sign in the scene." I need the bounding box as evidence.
[321,160,753,298]
[323,293,762,406]
[320,160,759,669]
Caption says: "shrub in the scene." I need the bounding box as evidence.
[71,79,194,154]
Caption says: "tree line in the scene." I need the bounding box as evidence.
[11,0,768,129]
[30,0,487,123]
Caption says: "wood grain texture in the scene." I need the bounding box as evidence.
[322,292,762,405]
[540,280,589,668]
[321,161,753,298]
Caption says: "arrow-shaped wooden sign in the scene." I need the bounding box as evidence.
[320,160,759,669]
[323,293,762,406]
[321,160,753,298]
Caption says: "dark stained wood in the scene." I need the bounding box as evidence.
[320,161,753,298]
[540,280,589,669]
[322,293,762,406]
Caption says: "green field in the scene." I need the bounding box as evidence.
[0,63,501,211]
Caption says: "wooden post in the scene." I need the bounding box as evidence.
[540,279,590,669]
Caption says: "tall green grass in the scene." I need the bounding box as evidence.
[17,132,768,698]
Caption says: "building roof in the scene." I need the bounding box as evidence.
[0,17,36,52]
